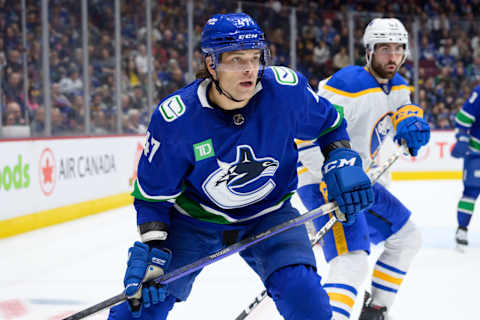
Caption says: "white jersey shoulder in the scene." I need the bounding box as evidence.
[318,66,410,165]
[297,66,410,188]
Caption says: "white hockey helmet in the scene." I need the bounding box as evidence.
[362,18,409,66]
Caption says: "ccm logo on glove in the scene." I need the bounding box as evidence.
[323,157,356,174]
[152,257,168,266]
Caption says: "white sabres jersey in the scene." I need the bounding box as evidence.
[297,65,411,186]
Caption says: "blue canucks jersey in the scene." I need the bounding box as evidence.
[131,66,348,227]
[455,85,480,152]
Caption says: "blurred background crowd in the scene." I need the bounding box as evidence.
[2,0,480,138]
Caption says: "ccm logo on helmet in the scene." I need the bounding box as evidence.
[323,157,357,174]
[238,34,258,40]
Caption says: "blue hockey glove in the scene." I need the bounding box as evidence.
[322,148,374,225]
[124,241,172,318]
[451,131,470,158]
[392,104,430,157]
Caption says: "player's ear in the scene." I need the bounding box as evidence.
[205,56,217,80]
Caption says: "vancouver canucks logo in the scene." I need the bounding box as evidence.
[202,145,279,209]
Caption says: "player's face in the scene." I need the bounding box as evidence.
[216,49,261,101]
[371,43,405,79]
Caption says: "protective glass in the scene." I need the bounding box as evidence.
[375,45,406,56]
[216,50,264,72]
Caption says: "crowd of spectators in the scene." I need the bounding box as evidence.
[2,0,480,137]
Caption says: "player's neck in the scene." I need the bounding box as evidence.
[208,85,249,110]
[368,67,389,84]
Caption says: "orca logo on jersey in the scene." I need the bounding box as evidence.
[202,145,279,209]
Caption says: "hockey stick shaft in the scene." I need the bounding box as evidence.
[62,197,338,319]
[234,145,407,320]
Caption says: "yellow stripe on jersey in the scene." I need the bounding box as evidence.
[296,169,347,254]
[295,138,313,144]
[323,84,382,97]
[392,104,424,130]
[320,181,328,201]
[330,212,348,256]
[328,292,355,308]
[294,138,315,149]
[373,269,404,285]
[392,85,413,92]
[320,181,348,255]
[297,166,308,175]
[322,83,411,98]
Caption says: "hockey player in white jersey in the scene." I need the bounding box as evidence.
[296,18,430,319]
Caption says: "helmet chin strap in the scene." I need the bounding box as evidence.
[212,78,246,103]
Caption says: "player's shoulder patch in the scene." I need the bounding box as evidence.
[269,66,299,86]
[158,94,186,122]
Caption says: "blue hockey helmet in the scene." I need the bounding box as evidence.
[201,13,269,69]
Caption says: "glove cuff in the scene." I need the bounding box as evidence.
[139,221,169,243]
[392,104,424,130]
[145,240,170,251]
[321,140,351,160]
[456,133,470,142]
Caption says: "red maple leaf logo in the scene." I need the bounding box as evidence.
[39,148,56,196]
[42,158,54,184]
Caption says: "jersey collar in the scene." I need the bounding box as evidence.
[364,66,393,95]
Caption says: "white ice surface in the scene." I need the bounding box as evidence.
[0,180,479,319]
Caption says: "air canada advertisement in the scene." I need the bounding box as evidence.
[0,135,144,220]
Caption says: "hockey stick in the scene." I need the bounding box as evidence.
[234,145,407,320]
[62,195,339,319]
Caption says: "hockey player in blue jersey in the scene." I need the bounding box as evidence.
[451,85,480,251]
[296,18,430,320]
[108,13,374,320]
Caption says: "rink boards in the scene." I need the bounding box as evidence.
[0,131,461,238]
[0,135,144,238]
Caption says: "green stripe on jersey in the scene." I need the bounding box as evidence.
[469,137,480,152]
[175,194,232,224]
[318,104,344,138]
[456,110,475,127]
[131,179,180,202]
[175,192,295,225]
